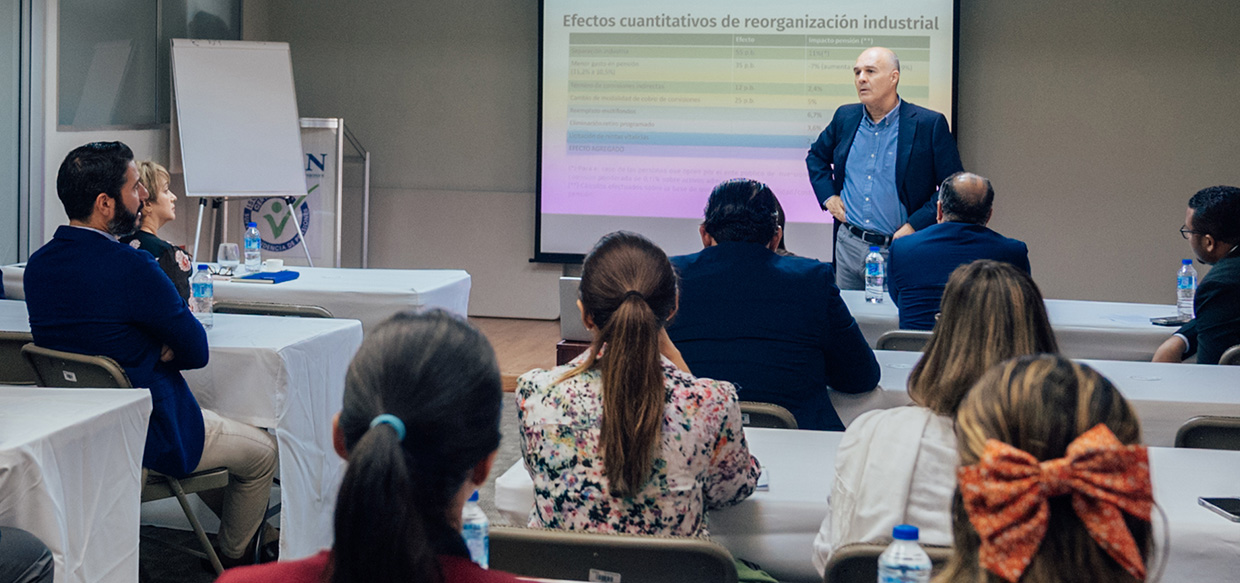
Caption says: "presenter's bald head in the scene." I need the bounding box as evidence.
[854,47,900,117]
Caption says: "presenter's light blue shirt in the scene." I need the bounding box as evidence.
[841,101,903,235]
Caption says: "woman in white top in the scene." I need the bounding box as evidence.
[812,260,1059,576]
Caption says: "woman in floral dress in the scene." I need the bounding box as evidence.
[517,231,761,537]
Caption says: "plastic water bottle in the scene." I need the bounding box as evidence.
[461,490,489,568]
[865,246,885,303]
[878,524,932,583]
[244,222,262,273]
[1177,259,1197,319]
[190,265,214,329]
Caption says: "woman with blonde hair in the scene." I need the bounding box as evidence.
[812,259,1058,575]
[517,231,760,537]
[940,354,1154,583]
[120,161,192,301]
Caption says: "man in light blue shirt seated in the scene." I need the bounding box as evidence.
[887,172,1031,330]
[807,47,964,289]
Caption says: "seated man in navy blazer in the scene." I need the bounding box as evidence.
[887,172,1031,330]
[1153,185,1240,365]
[25,142,277,567]
[667,179,879,431]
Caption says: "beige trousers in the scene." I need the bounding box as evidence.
[193,409,278,558]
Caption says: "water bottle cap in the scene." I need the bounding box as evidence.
[892,524,919,541]
[197,264,209,271]
[247,222,258,228]
[468,490,479,503]
[869,246,879,252]
[1183,259,1192,265]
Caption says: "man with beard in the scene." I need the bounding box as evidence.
[25,142,278,568]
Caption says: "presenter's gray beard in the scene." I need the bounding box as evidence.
[108,204,141,238]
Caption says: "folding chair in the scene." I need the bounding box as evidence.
[739,401,799,429]
[213,301,332,318]
[21,343,232,574]
[1219,344,1240,366]
[490,526,739,583]
[824,541,953,583]
[875,330,933,352]
[1174,416,1240,451]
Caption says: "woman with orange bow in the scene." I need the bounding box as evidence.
[939,354,1155,583]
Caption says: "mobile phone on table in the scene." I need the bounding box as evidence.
[1151,315,1192,326]
[1198,497,1240,522]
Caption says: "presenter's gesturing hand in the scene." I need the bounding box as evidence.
[823,195,847,223]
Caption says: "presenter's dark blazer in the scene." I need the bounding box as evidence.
[25,226,209,476]
[806,100,964,232]
[888,221,1031,331]
[668,242,879,431]
[1176,252,1240,365]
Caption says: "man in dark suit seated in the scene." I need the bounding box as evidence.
[887,172,1031,330]
[1154,185,1240,365]
[667,179,879,431]
[24,142,277,567]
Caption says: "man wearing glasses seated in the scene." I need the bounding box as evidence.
[1155,185,1240,364]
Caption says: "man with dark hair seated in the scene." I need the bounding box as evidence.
[1154,185,1240,364]
[24,142,278,567]
[887,172,1030,330]
[667,179,878,431]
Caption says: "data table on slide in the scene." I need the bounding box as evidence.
[563,33,931,158]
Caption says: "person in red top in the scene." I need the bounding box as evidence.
[217,310,524,583]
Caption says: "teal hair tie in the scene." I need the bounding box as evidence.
[369,414,407,441]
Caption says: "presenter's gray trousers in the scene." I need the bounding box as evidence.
[834,226,890,291]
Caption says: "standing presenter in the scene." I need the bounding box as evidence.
[806,47,963,290]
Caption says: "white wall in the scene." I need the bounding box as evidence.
[37,1,1240,316]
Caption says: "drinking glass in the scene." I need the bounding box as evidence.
[217,243,241,274]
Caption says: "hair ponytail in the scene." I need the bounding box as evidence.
[331,310,503,583]
[563,232,678,498]
[599,294,665,497]
[332,426,437,583]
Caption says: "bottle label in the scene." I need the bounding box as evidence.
[1178,275,1194,290]
[867,262,884,277]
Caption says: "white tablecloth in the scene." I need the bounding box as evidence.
[1,263,471,331]
[829,350,1240,447]
[497,427,1240,583]
[841,290,1180,361]
[0,300,363,559]
[0,387,152,583]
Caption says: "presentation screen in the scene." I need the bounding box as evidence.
[536,0,957,261]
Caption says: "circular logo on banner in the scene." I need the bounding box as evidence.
[243,197,312,253]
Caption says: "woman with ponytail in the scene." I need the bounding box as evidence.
[517,231,760,537]
[217,310,522,583]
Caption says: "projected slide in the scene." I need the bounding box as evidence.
[538,0,955,259]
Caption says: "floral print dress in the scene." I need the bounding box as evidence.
[516,353,761,537]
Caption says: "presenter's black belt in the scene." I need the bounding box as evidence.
[843,223,894,246]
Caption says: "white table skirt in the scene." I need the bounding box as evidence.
[497,427,1240,583]
[186,313,363,559]
[0,300,363,560]
[841,290,1179,361]
[0,387,152,583]
[2,263,471,331]
[830,350,1240,447]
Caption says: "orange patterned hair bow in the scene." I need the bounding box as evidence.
[956,424,1152,583]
